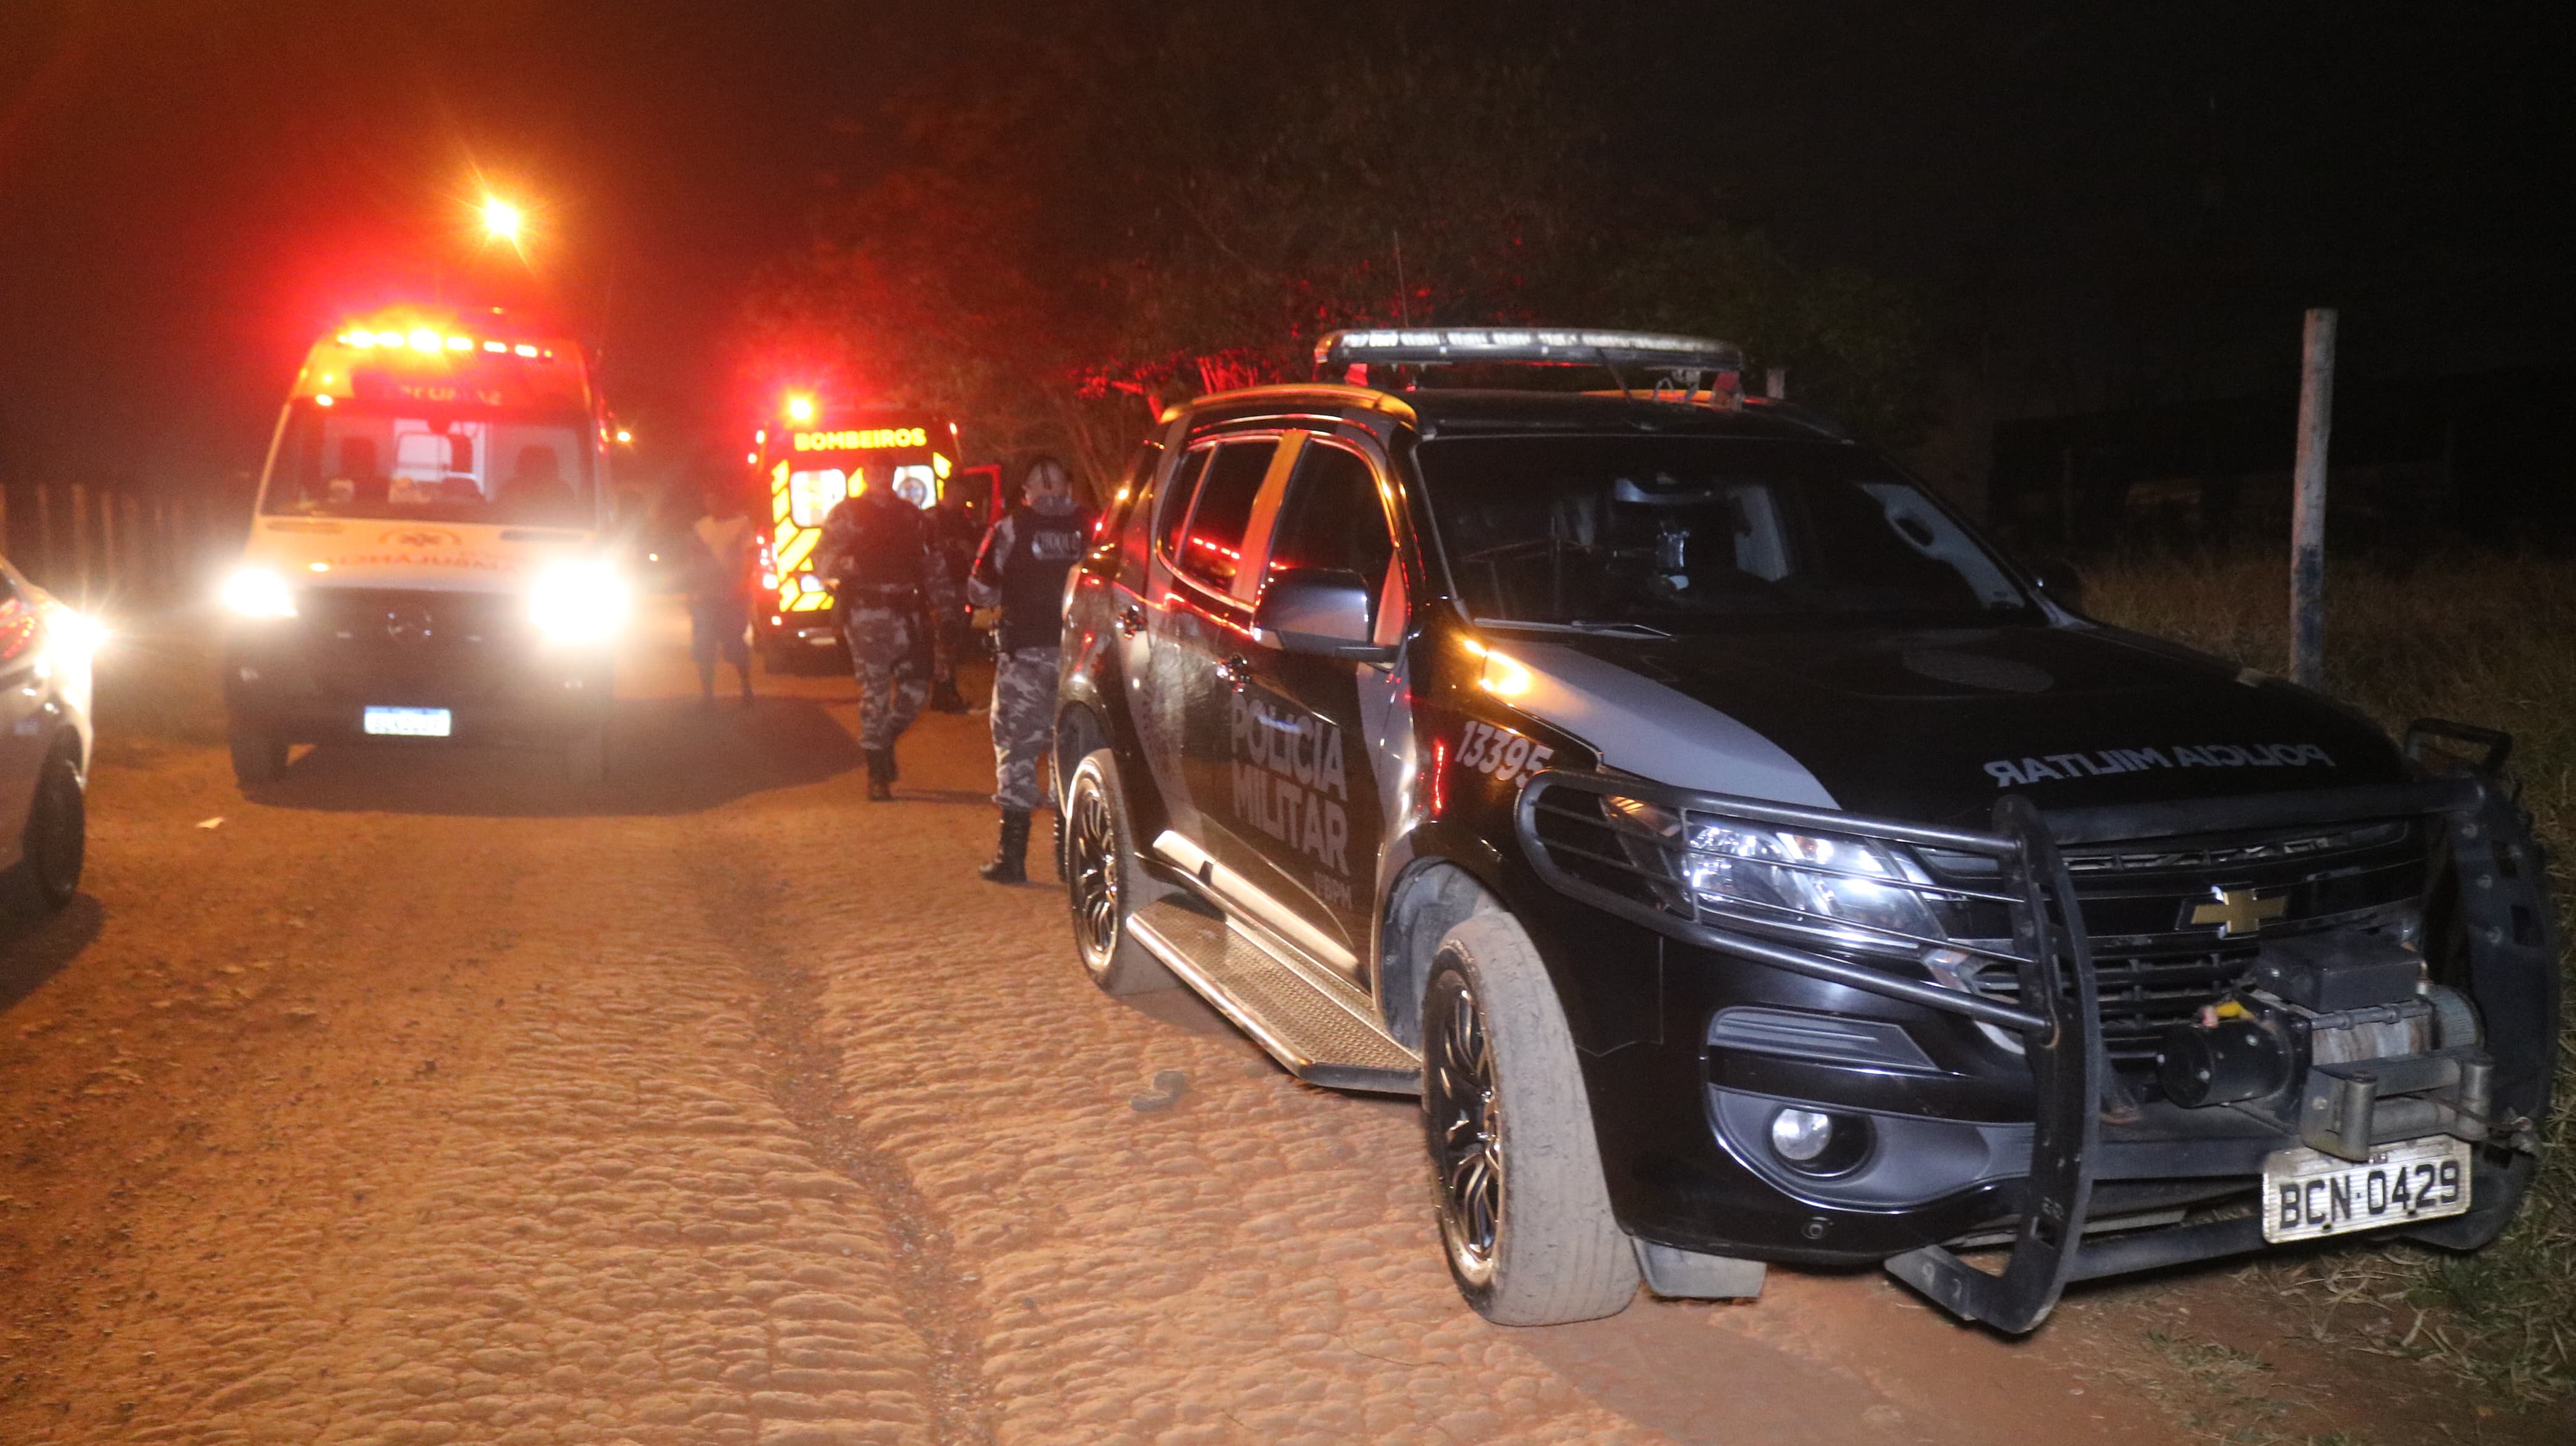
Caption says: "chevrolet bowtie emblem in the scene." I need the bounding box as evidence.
[2190,886,2287,937]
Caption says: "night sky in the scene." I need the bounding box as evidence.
[1,1,2563,486]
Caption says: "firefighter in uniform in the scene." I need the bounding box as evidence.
[968,455,1095,882]
[816,463,956,800]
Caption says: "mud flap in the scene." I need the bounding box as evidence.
[1882,793,2105,1334]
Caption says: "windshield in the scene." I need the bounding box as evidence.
[1417,435,2035,632]
[264,401,597,527]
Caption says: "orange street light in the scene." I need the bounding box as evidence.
[482,196,524,243]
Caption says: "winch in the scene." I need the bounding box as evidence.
[2156,928,2495,1161]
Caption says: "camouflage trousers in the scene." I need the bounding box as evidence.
[844,603,931,751]
[990,645,1061,811]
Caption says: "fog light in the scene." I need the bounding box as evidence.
[1770,1108,1834,1162]
[1767,1106,1873,1176]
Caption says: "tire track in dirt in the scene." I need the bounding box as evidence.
[693,837,998,1446]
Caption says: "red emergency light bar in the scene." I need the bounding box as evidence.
[338,328,553,360]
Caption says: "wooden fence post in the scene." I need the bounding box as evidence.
[35,486,54,587]
[68,483,91,602]
[2289,308,2336,688]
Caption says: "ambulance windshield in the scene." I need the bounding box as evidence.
[265,401,595,528]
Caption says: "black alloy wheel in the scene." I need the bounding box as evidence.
[1063,748,1177,995]
[1068,777,1121,966]
[1425,969,1503,1287]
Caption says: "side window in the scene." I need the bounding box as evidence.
[1154,447,1212,570]
[1111,442,1165,593]
[1265,438,1397,625]
[1171,439,1277,593]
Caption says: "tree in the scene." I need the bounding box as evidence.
[739,6,1939,486]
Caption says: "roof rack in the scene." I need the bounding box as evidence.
[1314,328,1744,375]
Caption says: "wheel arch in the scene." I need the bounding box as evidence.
[1378,854,1508,1050]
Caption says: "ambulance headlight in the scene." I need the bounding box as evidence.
[220,567,298,619]
[529,560,632,645]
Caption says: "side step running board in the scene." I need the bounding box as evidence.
[1129,899,1421,1094]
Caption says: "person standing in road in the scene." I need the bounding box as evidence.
[686,482,758,708]
[968,454,1096,882]
[816,462,955,799]
[925,487,983,713]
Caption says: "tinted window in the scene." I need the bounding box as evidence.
[1154,447,1212,567]
[1113,443,1165,593]
[1418,435,2032,632]
[1268,440,1394,590]
[1173,439,1277,592]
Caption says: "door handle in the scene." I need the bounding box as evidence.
[1116,604,1144,638]
[1214,655,1253,692]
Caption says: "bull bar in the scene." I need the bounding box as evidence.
[1516,742,2556,1333]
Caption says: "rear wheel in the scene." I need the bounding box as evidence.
[566,719,607,785]
[1423,912,1639,1325]
[1064,747,1177,995]
[227,726,289,786]
[3,752,85,916]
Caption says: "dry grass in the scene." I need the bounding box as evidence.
[2086,548,2576,1401]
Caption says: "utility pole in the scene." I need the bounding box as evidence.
[2289,309,2336,688]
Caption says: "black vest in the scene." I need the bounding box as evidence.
[997,504,1094,651]
[830,494,931,592]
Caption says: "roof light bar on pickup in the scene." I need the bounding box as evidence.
[1315,327,1745,373]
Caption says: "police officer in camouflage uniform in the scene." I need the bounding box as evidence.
[968,455,1095,881]
[816,463,957,800]
[924,489,983,713]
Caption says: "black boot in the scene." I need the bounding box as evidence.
[865,748,895,801]
[978,810,1032,883]
[929,677,968,713]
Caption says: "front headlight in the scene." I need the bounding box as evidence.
[529,560,632,645]
[220,567,298,619]
[1609,798,1945,951]
[45,608,107,666]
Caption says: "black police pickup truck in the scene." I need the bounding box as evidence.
[1051,328,2560,1331]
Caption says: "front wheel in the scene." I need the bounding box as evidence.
[1424,912,1639,1325]
[227,726,289,786]
[1063,748,1177,995]
[565,719,607,785]
[2,752,85,917]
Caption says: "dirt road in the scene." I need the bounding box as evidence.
[1,603,2559,1445]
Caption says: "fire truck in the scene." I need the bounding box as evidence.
[220,305,627,785]
[748,404,999,671]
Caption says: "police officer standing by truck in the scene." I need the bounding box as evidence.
[816,462,955,800]
[968,455,1094,882]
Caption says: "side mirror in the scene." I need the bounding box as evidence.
[2026,557,2086,614]
[1255,567,1396,662]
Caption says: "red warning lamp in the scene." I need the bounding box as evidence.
[785,394,817,424]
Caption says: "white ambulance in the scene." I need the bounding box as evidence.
[221,307,629,786]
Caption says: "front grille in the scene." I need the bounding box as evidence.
[2058,821,2409,878]
[1956,946,2257,1070]
[297,588,531,702]
[1934,819,2425,1081]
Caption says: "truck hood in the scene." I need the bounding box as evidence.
[239,518,599,594]
[1503,623,2407,828]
